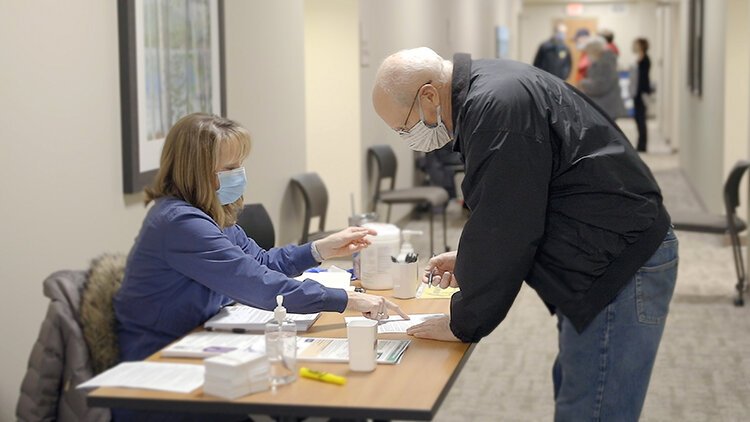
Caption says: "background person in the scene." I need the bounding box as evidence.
[371,47,677,421]
[599,28,620,56]
[533,23,572,80]
[573,28,591,83]
[631,37,653,152]
[580,36,627,120]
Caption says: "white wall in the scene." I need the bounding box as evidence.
[678,0,728,212]
[225,0,308,245]
[0,0,312,416]
[358,0,451,220]
[0,0,147,417]
[304,0,362,229]
[723,0,750,181]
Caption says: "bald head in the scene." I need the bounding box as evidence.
[372,47,454,133]
[374,47,452,106]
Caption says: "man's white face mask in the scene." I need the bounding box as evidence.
[398,88,452,153]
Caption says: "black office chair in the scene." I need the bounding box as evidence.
[236,203,275,250]
[671,160,750,305]
[367,144,450,254]
[290,172,339,244]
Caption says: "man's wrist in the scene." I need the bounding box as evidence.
[310,241,325,262]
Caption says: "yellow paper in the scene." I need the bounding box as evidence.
[417,286,460,299]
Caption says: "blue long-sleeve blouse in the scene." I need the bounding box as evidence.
[114,197,348,361]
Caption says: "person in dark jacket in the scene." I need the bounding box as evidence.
[372,47,678,421]
[533,23,572,80]
[632,38,653,152]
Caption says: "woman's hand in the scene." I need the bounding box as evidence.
[423,251,460,289]
[345,291,409,321]
[313,227,376,260]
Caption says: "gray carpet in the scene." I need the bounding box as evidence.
[397,152,750,421]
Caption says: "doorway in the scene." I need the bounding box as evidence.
[554,18,598,84]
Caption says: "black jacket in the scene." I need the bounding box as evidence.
[533,39,572,80]
[449,54,670,342]
[636,55,652,97]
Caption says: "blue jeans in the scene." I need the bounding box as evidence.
[553,229,678,422]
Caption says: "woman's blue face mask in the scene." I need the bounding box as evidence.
[216,167,246,205]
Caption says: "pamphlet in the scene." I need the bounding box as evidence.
[297,337,410,365]
[161,331,265,358]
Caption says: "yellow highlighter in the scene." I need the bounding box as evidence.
[299,367,347,386]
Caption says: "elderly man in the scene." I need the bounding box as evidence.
[372,48,677,421]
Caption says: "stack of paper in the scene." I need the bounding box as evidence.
[203,349,270,399]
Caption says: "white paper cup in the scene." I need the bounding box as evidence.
[346,319,378,372]
[391,262,418,299]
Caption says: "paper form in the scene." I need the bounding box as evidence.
[345,313,446,334]
[417,286,460,299]
[76,362,204,393]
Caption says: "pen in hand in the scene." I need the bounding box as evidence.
[416,261,436,298]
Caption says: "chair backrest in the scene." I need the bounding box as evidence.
[724,160,750,213]
[367,145,398,210]
[290,172,329,244]
[236,203,275,250]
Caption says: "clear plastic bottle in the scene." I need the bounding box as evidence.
[264,295,297,387]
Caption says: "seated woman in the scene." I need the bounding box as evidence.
[115,113,406,364]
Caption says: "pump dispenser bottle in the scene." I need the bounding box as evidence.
[264,295,297,386]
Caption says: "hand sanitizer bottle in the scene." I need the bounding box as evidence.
[264,295,297,387]
[396,230,423,262]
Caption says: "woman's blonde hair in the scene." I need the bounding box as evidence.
[145,113,251,228]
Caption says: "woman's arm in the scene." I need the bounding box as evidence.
[230,225,319,277]
[164,212,346,314]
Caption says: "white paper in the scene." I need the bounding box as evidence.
[76,362,204,393]
[161,331,265,358]
[345,313,446,334]
[205,304,320,332]
[295,271,354,290]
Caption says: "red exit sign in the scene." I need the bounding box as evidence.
[566,3,584,16]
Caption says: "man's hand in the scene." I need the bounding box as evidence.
[423,251,460,289]
[313,227,377,260]
[406,315,460,342]
[345,291,409,321]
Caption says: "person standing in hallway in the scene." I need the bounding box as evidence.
[599,28,620,56]
[574,28,591,83]
[631,38,653,152]
[533,23,573,80]
[371,47,677,421]
[580,36,626,120]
